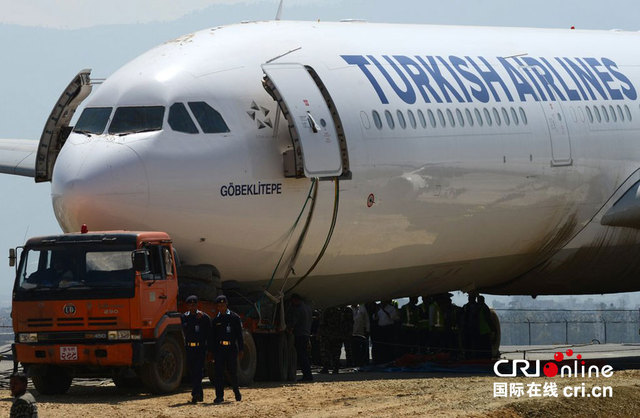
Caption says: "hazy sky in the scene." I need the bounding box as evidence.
[1,0,640,306]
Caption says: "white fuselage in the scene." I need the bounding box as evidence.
[50,21,640,305]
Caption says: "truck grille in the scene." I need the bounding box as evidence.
[88,317,118,326]
[57,317,85,327]
[27,318,53,328]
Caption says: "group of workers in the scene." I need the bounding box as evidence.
[305,293,496,370]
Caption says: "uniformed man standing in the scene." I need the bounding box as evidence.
[9,372,38,418]
[181,295,211,403]
[211,294,244,404]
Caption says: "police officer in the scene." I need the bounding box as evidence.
[9,372,38,417]
[211,294,244,404]
[181,295,211,403]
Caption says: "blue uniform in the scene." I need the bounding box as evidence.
[181,309,211,401]
[210,309,243,402]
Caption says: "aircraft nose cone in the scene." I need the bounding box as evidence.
[51,139,149,232]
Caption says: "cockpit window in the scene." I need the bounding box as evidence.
[108,106,165,135]
[168,103,198,134]
[74,107,112,135]
[188,102,230,134]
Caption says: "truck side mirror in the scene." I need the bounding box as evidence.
[132,250,149,274]
[9,249,16,268]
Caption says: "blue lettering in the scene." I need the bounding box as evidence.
[437,56,472,102]
[602,58,636,100]
[369,55,417,104]
[498,57,539,101]
[541,58,581,101]
[417,56,464,103]
[393,55,441,103]
[564,58,608,100]
[450,56,489,103]
[555,57,588,100]
[585,58,622,100]
[341,55,389,104]
[521,57,566,101]
[466,56,513,102]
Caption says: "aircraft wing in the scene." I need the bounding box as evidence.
[0,139,38,178]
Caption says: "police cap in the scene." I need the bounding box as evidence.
[215,295,228,304]
[185,295,198,303]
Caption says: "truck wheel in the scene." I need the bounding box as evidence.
[268,333,288,381]
[32,367,72,395]
[286,333,297,381]
[141,335,184,393]
[489,309,501,359]
[237,330,257,386]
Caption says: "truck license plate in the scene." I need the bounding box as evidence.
[60,346,78,361]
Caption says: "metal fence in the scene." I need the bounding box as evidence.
[495,309,640,345]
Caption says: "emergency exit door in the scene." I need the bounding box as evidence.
[262,63,347,178]
[541,102,572,166]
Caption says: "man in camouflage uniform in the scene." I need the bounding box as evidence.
[318,306,343,374]
[10,372,37,418]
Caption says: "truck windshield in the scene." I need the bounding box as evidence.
[14,246,135,300]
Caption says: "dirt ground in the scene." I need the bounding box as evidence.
[0,369,638,417]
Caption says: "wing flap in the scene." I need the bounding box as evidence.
[0,139,38,178]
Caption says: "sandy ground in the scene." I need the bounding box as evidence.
[0,368,638,418]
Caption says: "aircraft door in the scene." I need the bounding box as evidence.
[540,102,572,166]
[262,63,349,179]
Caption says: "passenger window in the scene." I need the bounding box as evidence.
[519,107,528,125]
[169,103,198,134]
[446,109,455,127]
[417,110,427,128]
[474,108,483,127]
[427,110,437,128]
[465,109,474,127]
[108,106,165,135]
[609,105,617,123]
[437,109,446,127]
[456,109,464,127]
[601,105,609,123]
[385,110,395,129]
[407,110,417,129]
[593,106,602,123]
[617,105,624,122]
[75,107,112,135]
[484,108,493,126]
[397,110,407,129]
[493,108,501,126]
[510,107,519,125]
[586,106,594,123]
[502,108,510,126]
[188,102,230,134]
[372,110,383,129]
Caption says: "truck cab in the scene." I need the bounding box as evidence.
[11,231,184,394]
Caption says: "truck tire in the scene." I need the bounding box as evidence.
[177,264,220,284]
[140,335,184,394]
[237,330,257,386]
[489,309,501,359]
[253,333,268,381]
[268,333,289,381]
[31,366,72,395]
[286,333,297,381]
[178,278,219,301]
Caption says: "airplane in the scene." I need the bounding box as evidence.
[2,20,640,310]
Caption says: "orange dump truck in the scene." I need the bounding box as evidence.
[11,231,192,394]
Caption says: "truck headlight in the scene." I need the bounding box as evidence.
[117,330,131,340]
[18,333,38,343]
[108,331,118,340]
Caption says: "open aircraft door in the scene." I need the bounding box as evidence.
[540,101,572,167]
[35,69,92,183]
[262,63,350,179]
